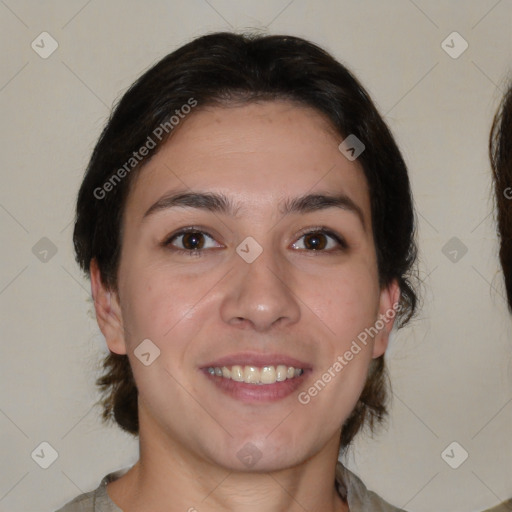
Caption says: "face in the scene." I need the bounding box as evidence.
[92,100,399,472]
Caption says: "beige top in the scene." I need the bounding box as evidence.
[55,461,406,511]
[482,500,512,512]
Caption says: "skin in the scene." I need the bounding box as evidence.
[91,100,400,512]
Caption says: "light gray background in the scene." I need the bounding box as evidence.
[1,1,512,511]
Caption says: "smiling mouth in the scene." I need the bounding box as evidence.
[206,364,304,385]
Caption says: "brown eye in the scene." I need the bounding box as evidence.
[291,229,347,252]
[303,232,327,250]
[181,232,205,250]
[164,228,221,255]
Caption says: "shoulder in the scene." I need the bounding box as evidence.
[336,462,408,512]
[481,499,512,512]
[54,488,97,512]
[54,467,129,512]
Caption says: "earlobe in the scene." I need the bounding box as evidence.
[90,258,127,355]
[372,279,401,358]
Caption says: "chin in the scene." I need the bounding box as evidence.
[203,434,311,473]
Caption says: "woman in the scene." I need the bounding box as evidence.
[56,32,418,511]
[482,83,512,512]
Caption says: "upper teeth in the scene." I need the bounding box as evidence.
[207,365,303,385]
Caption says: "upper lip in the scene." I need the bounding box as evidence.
[201,352,311,370]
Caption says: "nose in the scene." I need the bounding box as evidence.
[219,245,301,332]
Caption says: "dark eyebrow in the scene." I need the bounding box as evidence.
[142,190,366,230]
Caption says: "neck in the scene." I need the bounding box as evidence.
[107,418,348,512]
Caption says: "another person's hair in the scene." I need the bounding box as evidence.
[73,31,418,449]
[490,82,512,311]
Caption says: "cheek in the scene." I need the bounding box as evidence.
[120,273,203,400]
[119,267,176,344]
[120,264,211,358]
[310,266,380,337]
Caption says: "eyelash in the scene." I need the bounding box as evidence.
[162,226,348,257]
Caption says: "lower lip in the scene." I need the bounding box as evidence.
[201,370,309,403]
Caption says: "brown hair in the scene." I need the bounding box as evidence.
[490,82,512,311]
[73,31,418,449]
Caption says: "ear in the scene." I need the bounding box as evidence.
[372,279,401,359]
[90,258,127,355]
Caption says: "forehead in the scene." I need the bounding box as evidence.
[125,101,371,224]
